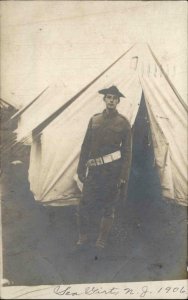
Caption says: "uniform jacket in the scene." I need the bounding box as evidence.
[77,109,132,182]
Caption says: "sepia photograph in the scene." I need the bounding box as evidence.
[0,1,187,299]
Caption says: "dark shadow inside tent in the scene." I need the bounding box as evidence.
[127,92,162,205]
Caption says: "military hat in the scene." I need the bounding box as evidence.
[98,85,125,98]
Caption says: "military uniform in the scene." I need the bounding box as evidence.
[77,86,132,248]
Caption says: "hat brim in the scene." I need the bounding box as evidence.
[98,88,125,98]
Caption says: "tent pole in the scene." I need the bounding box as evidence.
[147,44,188,112]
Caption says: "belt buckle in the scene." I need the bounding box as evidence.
[110,154,114,161]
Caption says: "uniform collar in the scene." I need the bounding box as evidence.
[103,109,118,119]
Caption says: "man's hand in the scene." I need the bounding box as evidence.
[117,178,127,189]
[78,173,86,183]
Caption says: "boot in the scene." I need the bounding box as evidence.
[95,216,114,249]
[77,234,88,246]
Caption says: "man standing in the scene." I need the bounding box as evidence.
[77,85,132,249]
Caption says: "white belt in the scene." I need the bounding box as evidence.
[87,150,121,167]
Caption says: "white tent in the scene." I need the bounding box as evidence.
[0,98,15,110]
[15,44,188,206]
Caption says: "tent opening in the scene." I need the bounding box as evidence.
[128,93,162,204]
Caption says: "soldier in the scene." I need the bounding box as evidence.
[77,85,132,249]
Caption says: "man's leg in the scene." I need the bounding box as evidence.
[77,170,98,245]
[95,206,115,249]
[76,175,94,246]
[95,172,118,249]
[76,203,89,246]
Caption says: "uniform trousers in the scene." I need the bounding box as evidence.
[78,160,121,232]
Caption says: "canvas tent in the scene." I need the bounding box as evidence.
[14,44,188,207]
[0,98,13,110]
[0,98,16,118]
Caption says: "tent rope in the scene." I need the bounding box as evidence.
[10,86,49,121]
[1,87,49,154]
[1,44,135,155]
[31,44,136,137]
[0,98,16,109]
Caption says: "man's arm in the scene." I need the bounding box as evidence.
[77,118,92,183]
[119,121,132,190]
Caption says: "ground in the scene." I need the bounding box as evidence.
[1,100,187,285]
[1,150,187,286]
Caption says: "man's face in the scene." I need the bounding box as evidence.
[104,94,119,110]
